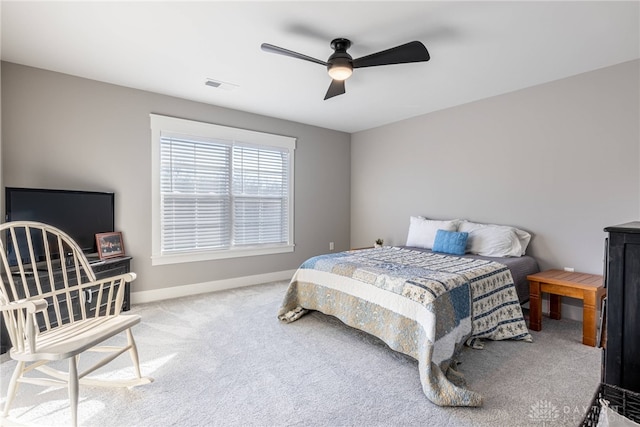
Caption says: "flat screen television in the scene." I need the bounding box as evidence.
[5,187,115,262]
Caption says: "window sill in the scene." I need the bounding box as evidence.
[151,244,295,266]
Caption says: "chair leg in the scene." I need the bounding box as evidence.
[2,360,25,418]
[69,356,79,427]
[126,328,143,379]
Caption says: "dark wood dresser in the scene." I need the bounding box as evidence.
[0,256,132,354]
[603,222,640,392]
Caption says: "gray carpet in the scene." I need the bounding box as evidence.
[0,281,600,426]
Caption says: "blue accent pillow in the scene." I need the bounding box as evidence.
[432,229,469,255]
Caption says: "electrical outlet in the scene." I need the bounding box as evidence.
[564,267,575,272]
[329,242,334,251]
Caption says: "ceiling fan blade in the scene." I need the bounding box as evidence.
[261,43,327,66]
[352,41,430,69]
[324,79,345,100]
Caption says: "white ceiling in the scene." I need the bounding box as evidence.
[1,1,639,133]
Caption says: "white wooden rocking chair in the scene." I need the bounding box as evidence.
[0,221,152,426]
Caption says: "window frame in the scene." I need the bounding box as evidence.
[150,114,296,266]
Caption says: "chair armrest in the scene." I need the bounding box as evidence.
[77,272,136,316]
[0,298,48,314]
[78,272,136,289]
[88,272,136,284]
[0,298,47,353]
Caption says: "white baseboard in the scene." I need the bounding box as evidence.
[130,269,296,305]
[522,296,590,322]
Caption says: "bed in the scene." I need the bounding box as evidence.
[277,218,539,407]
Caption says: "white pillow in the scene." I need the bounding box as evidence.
[458,221,531,257]
[406,216,459,249]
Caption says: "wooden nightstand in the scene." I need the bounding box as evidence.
[527,269,605,347]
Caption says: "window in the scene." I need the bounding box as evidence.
[150,114,295,265]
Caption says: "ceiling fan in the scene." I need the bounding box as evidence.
[261,38,430,100]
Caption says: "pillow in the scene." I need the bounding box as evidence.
[406,216,459,249]
[432,229,469,255]
[458,221,531,257]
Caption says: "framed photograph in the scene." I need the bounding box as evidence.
[96,232,125,260]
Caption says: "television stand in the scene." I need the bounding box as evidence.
[0,256,133,354]
[86,253,101,263]
[90,256,133,311]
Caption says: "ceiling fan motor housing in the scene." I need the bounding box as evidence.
[327,38,354,79]
[330,38,351,51]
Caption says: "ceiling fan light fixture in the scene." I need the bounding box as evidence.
[327,56,353,81]
[328,64,353,80]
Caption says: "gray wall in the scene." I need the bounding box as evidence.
[1,62,351,293]
[3,58,638,293]
[351,60,640,275]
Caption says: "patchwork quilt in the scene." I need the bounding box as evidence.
[278,247,532,407]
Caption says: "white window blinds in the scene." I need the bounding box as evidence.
[160,136,232,252]
[232,145,290,246]
[151,114,295,264]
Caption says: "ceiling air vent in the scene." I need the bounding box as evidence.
[205,79,238,91]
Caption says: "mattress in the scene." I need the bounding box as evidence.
[403,247,540,304]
